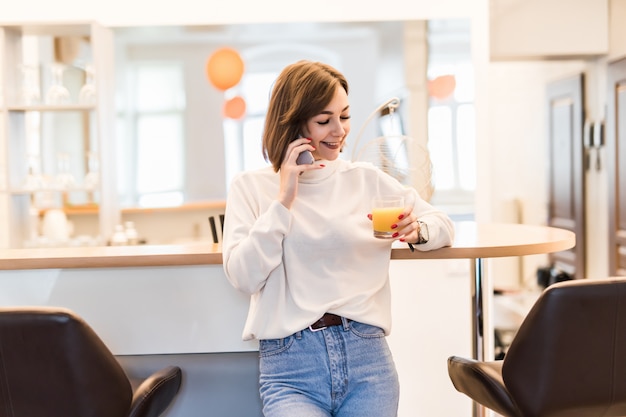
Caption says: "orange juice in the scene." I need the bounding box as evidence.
[372,196,404,238]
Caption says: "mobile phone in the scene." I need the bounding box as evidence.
[295,134,315,165]
[296,150,315,165]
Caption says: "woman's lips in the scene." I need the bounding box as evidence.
[322,141,341,150]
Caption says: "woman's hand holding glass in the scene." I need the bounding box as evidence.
[395,212,421,245]
[368,203,420,243]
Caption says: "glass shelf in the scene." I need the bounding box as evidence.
[5,186,96,194]
[0,22,116,249]
[6,104,96,112]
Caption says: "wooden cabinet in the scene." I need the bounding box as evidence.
[546,74,586,279]
[489,0,609,60]
[607,57,626,276]
[609,0,626,60]
[0,22,118,248]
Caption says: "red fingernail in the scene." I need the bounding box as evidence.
[398,214,405,220]
[392,232,399,238]
[391,224,397,229]
[320,164,325,167]
[367,214,372,220]
[399,238,406,242]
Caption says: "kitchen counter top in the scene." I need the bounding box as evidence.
[0,222,575,271]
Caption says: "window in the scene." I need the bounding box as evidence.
[117,62,186,207]
[427,20,475,210]
[223,70,276,186]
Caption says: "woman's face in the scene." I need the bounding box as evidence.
[302,86,351,161]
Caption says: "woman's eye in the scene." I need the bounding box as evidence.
[316,115,350,125]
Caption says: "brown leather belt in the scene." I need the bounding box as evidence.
[309,313,345,332]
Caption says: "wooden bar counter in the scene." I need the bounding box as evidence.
[0,221,574,269]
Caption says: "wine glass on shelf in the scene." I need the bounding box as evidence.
[22,154,44,191]
[83,151,100,190]
[20,64,41,105]
[79,64,97,105]
[45,63,70,105]
[54,152,76,190]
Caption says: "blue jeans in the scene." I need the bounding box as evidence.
[258,318,400,417]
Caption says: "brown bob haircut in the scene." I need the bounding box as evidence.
[262,60,349,172]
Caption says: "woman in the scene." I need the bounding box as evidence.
[222,60,455,417]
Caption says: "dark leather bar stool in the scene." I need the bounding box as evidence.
[448,277,626,417]
[0,306,182,417]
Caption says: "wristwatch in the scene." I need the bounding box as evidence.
[416,220,429,244]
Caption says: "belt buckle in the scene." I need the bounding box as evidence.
[309,324,327,332]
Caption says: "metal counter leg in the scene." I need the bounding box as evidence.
[470,258,495,417]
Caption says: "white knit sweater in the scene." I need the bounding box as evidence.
[222,158,455,341]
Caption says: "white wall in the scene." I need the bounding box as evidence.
[388,258,472,416]
[0,0,478,26]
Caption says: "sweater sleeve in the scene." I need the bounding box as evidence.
[407,187,455,251]
[222,174,291,295]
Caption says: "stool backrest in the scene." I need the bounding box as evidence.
[0,307,132,417]
[502,278,626,417]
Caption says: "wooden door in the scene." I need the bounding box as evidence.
[607,58,626,276]
[546,74,586,279]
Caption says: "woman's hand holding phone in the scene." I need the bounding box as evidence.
[278,136,317,209]
[296,150,315,165]
[295,134,315,165]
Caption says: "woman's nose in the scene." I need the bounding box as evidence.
[331,120,346,136]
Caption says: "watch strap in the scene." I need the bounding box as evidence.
[416,220,429,244]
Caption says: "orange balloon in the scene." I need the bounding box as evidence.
[428,75,456,100]
[223,96,246,119]
[206,47,244,91]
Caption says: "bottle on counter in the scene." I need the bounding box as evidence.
[110,224,128,246]
[29,206,40,241]
[124,221,139,245]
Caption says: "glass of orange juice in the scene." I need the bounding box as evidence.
[372,195,404,239]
